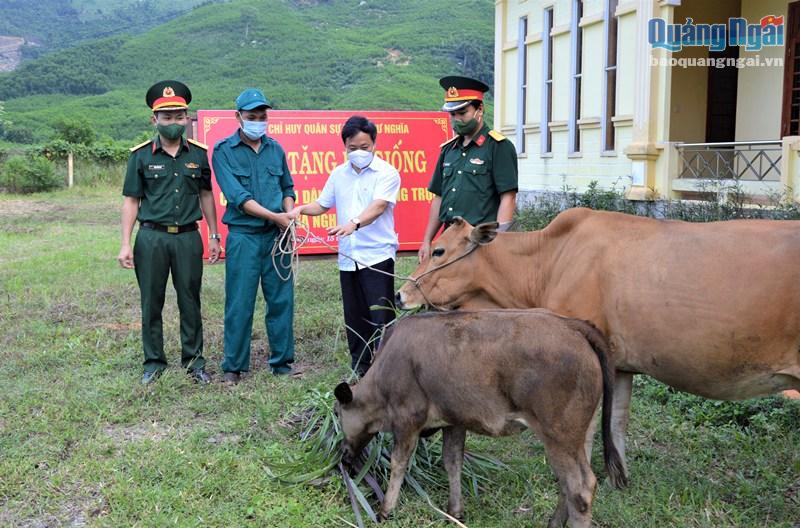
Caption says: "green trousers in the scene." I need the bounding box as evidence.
[222,229,294,374]
[134,228,205,373]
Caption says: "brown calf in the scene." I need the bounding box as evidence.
[335,309,626,527]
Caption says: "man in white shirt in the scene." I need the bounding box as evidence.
[289,116,401,376]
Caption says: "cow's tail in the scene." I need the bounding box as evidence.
[569,319,629,489]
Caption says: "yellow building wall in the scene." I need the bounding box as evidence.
[580,21,604,119]
[736,0,786,141]
[616,9,636,117]
[668,43,709,143]
[498,0,638,193]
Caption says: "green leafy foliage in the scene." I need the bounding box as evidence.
[39,138,129,163]
[3,125,33,144]
[637,377,800,433]
[1,0,494,141]
[515,179,800,231]
[0,100,8,136]
[0,37,124,100]
[52,117,95,145]
[0,153,62,193]
[0,0,215,51]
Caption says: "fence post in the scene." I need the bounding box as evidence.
[67,151,74,188]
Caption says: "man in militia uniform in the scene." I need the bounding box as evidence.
[418,75,518,262]
[118,80,221,385]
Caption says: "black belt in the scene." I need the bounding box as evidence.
[140,221,198,234]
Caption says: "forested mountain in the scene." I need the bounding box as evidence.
[0,0,494,143]
[0,0,216,53]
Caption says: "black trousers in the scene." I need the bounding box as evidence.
[339,258,395,375]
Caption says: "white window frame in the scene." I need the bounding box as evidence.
[601,0,619,154]
[516,16,528,155]
[541,7,554,156]
[568,0,583,154]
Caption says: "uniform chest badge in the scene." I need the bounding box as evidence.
[469,158,485,165]
[148,164,165,170]
[185,162,200,169]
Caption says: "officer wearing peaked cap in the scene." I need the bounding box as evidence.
[118,80,221,385]
[418,75,519,263]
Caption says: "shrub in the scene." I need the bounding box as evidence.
[4,127,35,144]
[39,138,129,163]
[52,117,96,146]
[636,377,800,433]
[0,154,62,193]
[515,179,800,230]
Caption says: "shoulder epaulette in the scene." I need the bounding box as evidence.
[187,138,208,150]
[440,136,458,148]
[129,139,152,152]
[488,130,507,142]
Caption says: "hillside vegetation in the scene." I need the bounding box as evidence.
[0,0,216,52]
[0,0,494,143]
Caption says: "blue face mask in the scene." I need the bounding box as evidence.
[241,119,267,140]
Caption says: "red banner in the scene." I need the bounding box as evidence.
[196,110,452,257]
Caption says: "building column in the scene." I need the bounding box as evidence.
[625,0,679,200]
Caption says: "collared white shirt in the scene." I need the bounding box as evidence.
[317,155,401,271]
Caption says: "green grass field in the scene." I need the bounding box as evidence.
[0,185,798,527]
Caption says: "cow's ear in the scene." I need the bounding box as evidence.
[334,382,354,405]
[450,216,466,228]
[469,222,499,245]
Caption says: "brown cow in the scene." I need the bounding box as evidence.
[335,309,626,527]
[396,209,800,479]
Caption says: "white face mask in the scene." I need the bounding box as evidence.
[241,119,267,140]
[348,149,374,169]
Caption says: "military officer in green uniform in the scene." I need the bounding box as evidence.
[418,76,518,262]
[118,80,221,385]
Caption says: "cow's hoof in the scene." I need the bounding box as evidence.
[377,511,390,523]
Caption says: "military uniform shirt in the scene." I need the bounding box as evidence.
[428,123,518,226]
[122,136,212,226]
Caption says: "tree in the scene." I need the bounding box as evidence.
[53,117,95,145]
[0,100,10,137]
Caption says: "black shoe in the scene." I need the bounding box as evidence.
[222,371,241,383]
[189,368,212,384]
[141,370,163,385]
[271,366,293,376]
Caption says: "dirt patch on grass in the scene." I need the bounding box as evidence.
[0,485,108,528]
[95,322,141,331]
[377,47,410,67]
[48,302,81,324]
[0,199,63,221]
[786,477,800,506]
[103,416,221,445]
[103,421,183,443]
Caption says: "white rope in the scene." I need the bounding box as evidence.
[270,219,478,312]
[270,219,413,283]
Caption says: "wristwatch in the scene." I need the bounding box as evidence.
[210,233,221,240]
[350,217,361,231]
